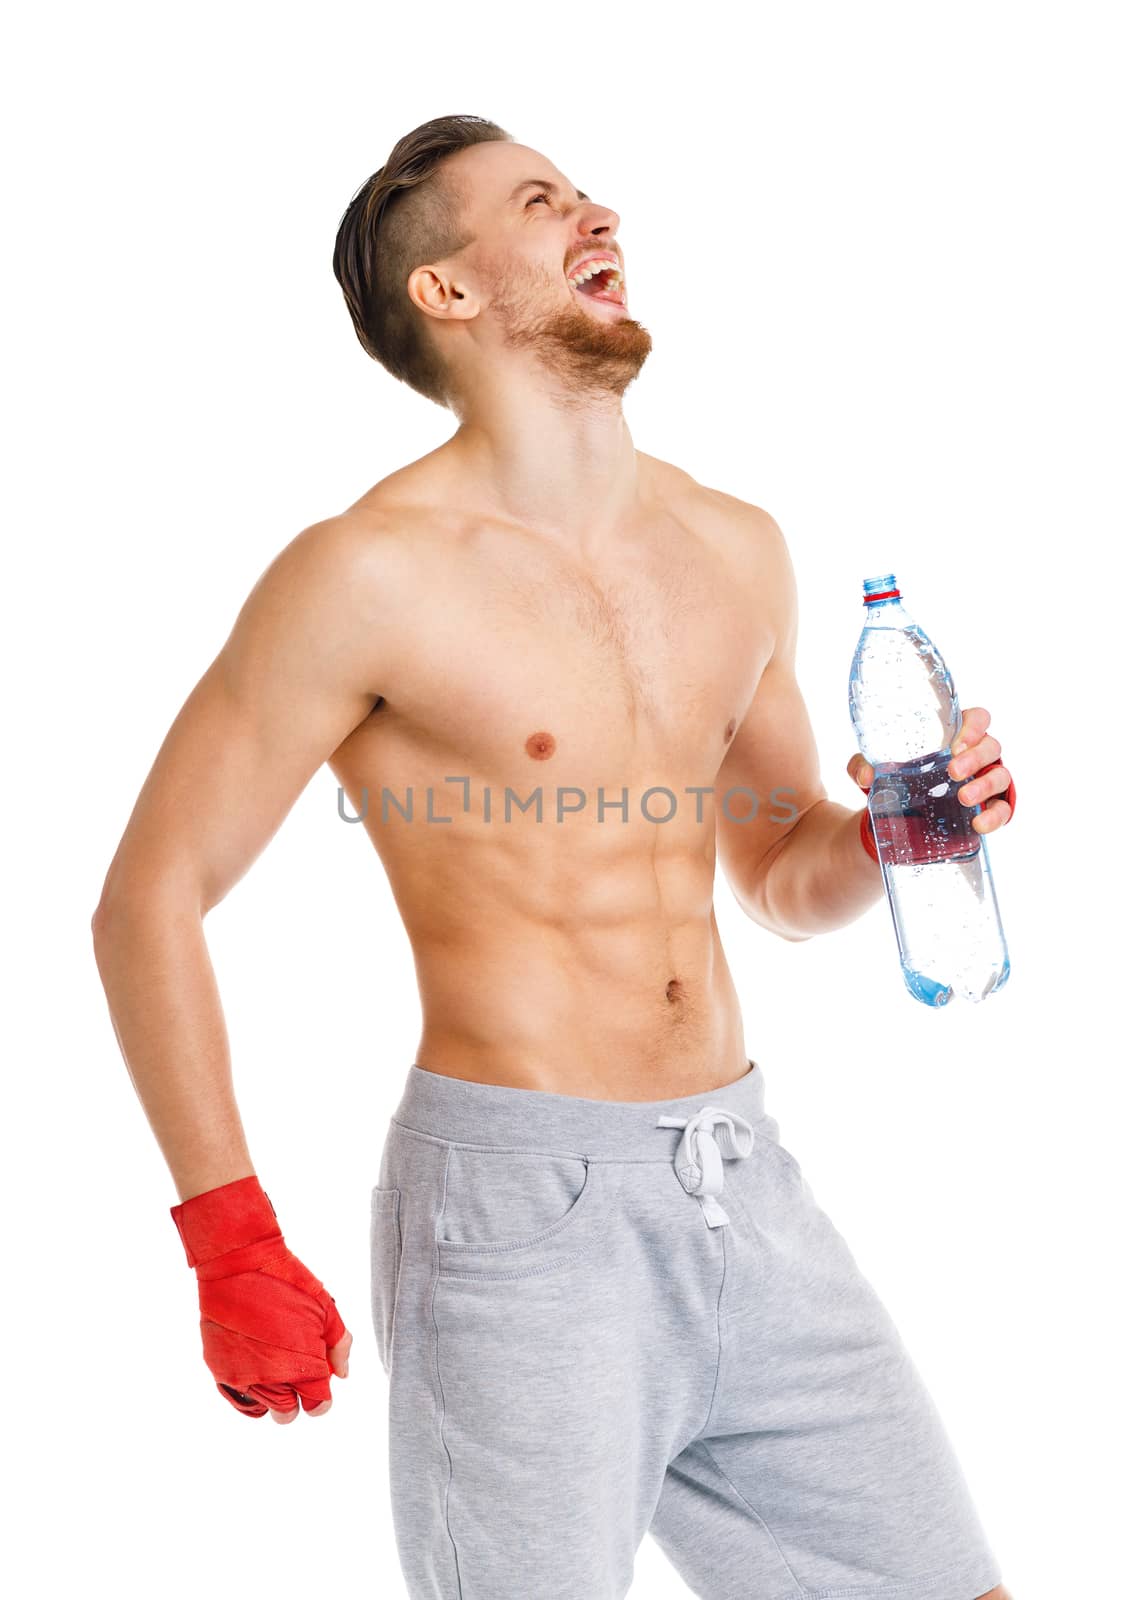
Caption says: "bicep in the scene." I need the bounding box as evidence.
[99,518,385,914]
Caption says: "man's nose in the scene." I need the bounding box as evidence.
[575,201,620,238]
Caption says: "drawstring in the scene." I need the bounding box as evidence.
[656,1106,755,1228]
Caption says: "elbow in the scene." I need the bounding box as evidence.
[91,871,206,949]
[733,883,812,943]
[92,858,130,944]
[758,901,813,941]
[737,869,813,943]
[91,890,116,946]
[91,891,131,958]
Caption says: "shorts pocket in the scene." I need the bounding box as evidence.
[435,1147,620,1281]
[370,1186,403,1375]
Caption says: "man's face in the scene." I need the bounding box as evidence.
[442,141,653,400]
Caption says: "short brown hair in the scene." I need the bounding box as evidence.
[332,114,512,409]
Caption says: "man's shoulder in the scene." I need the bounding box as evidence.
[260,512,397,616]
[641,451,784,542]
[329,453,483,554]
[643,457,794,652]
[275,482,444,597]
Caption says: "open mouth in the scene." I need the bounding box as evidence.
[566,258,627,307]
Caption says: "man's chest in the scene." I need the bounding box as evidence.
[337,498,776,790]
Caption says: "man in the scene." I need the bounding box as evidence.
[92,114,1017,1599]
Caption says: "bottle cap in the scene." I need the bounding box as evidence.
[862,573,900,604]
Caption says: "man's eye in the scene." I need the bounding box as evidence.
[526,192,550,207]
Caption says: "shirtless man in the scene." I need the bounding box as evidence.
[92,115,1016,1600]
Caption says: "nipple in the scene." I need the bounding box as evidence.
[525,730,557,761]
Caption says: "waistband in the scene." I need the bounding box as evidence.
[391,1056,768,1162]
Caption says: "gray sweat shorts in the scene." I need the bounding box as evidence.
[369,1057,1002,1600]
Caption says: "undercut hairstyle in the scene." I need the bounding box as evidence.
[332,114,513,410]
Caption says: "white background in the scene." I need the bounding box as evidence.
[5,2,1124,1596]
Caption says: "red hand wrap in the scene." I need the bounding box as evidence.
[859,757,1017,864]
[170,1175,346,1418]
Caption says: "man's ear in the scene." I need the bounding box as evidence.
[408,265,479,323]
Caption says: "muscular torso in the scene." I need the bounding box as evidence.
[328,451,780,1100]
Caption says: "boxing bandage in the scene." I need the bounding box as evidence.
[170,1174,346,1418]
[859,757,1017,865]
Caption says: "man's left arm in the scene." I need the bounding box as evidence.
[714,509,1015,942]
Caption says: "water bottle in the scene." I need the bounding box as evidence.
[848,574,1011,1007]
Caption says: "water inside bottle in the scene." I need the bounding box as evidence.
[851,576,1011,1005]
[868,751,980,865]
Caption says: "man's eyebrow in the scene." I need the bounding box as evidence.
[507,178,590,204]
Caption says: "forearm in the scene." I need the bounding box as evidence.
[756,799,885,941]
[91,891,255,1202]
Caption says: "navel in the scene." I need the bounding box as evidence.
[665,977,683,1003]
[525,730,557,761]
[724,717,737,743]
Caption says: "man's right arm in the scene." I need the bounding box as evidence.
[91,515,391,1202]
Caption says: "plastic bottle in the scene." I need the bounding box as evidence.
[848,574,1011,1006]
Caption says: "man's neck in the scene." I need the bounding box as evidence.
[444,396,643,549]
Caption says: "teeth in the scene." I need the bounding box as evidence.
[567,258,623,292]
